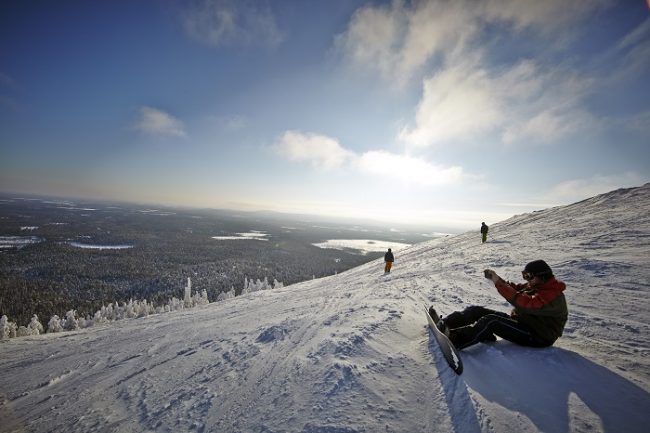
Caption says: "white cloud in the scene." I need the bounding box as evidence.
[334,3,404,80]
[274,131,355,170]
[398,60,503,147]
[182,0,283,48]
[617,16,650,51]
[608,17,650,82]
[357,151,465,186]
[545,173,647,204]
[400,2,478,77]
[337,0,608,83]
[339,0,609,148]
[498,62,595,145]
[135,107,187,137]
[398,57,596,148]
[481,0,610,33]
[336,1,476,83]
[275,131,467,186]
[502,108,594,145]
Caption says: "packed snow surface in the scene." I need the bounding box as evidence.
[1,185,649,432]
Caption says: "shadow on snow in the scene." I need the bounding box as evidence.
[462,342,650,433]
[427,336,482,433]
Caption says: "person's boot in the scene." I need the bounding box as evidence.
[428,306,450,337]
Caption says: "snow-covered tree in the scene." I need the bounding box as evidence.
[15,315,44,336]
[94,308,108,324]
[48,315,63,333]
[168,297,184,311]
[217,287,235,301]
[191,289,209,306]
[241,277,251,295]
[7,272,289,339]
[184,277,192,307]
[28,315,44,334]
[63,310,79,331]
[0,315,17,339]
[247,277,270,293]
[78,316,86,328]
[124,300,137,319]
[137,299,151,317]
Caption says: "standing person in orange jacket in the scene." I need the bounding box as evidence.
[384,248,394,274]
[429,260,568,350]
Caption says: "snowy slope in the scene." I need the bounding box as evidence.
[1,184,649,433]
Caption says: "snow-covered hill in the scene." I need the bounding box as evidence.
[1,185,649,433]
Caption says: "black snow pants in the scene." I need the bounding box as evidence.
[443,306,548,350]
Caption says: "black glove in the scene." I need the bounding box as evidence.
[483,269,500,283]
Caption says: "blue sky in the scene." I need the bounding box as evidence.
[1,0,648,230]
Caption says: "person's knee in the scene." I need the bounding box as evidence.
[463,305,484,315]
[476,314,502,330]
[463,305,491,320]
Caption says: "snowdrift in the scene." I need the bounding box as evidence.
[1,184,649,433]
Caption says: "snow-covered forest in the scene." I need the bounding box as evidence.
[0,276,282,338]
[0,184,649,433]
[0,199,427,326]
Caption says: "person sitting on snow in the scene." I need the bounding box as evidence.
[429,260,568,350]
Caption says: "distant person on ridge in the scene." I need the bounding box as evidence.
[480,222,489,243]
[384,248,394,274]
[429,260,568,350]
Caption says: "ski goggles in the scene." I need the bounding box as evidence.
[522,271,535,281]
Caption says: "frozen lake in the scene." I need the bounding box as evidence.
[312,239,411,255]
[67,242,134,250]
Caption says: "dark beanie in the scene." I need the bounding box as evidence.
[524,260,553,277]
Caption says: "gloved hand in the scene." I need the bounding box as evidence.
[483,269,500,283]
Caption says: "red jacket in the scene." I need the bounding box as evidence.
[495,277,568,345]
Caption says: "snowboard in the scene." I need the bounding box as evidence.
[424,305,463,375]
